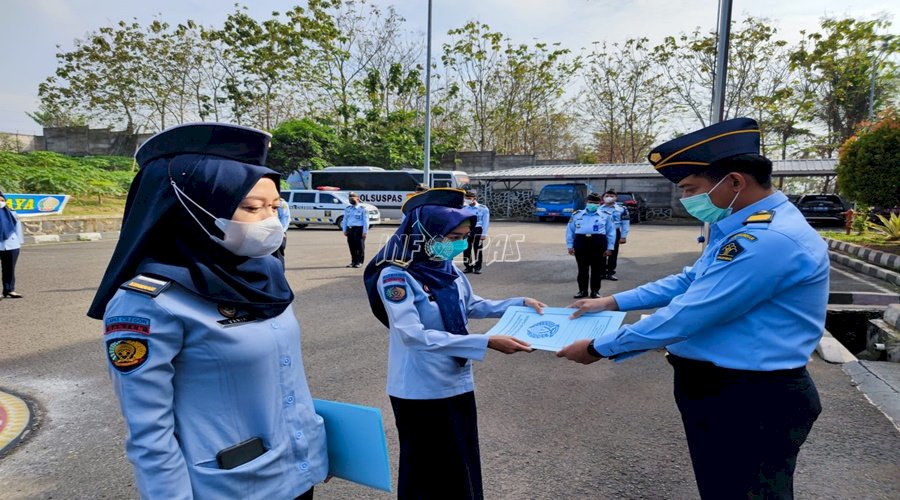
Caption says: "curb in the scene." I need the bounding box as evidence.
[816,330,858,364]
[829,250,900,287]
[0,388,34,457]
[841,360,900,432]
[23,231,120,246]
[825,238,900,273]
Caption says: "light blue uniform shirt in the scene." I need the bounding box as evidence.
[277,200,291,232]
[341,204,369,233]
[377,265,523,399]
[464,203,490,235]
[593,191,829,371]
[103,280,328,499]
[565,210,616,250]
[0,211,23,251]
[599,204,630,238]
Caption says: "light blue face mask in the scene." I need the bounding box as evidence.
[417,220,469,261]
[585,203,599,213]
[679,176,740,223]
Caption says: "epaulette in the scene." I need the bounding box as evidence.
[744,210,775,224]
[120,275,171,297]
[386,259,411,269]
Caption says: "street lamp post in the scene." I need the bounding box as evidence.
[423,0,433,188]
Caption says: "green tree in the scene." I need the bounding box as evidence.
[791,17,899,155]
[583,38,675,163]
[836,109,900,208]
[268,119,339,176]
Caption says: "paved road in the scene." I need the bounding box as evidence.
[1,222,898,499]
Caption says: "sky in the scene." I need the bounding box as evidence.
[1,0,896,136]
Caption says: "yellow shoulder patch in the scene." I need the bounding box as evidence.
[120,275,171,297]
[744,210,775,224]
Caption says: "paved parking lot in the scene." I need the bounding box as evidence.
[1,222,898,499]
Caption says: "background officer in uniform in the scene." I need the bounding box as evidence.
[342,191,369,268]
[566,192,615,298]
[599,189,630,281]
[558,117,828,499]
[275,196,291,265]
[0,190,25,299]
[88,123,328,500]
[463,190,490,274]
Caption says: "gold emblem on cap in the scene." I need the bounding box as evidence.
[649,152,661,163]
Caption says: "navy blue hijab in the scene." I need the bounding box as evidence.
[0,190,18,241]
[364,204,475,364]
[88,125,292,320]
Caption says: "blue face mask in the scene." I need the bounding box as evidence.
[417,220,469,261]
[585,203,599,213]
[679,176,740,223]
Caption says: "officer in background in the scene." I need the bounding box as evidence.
[274,196,291,265]
[558,117,828,499]
[598,189,630,281]
[463,190,490,274]
[342,191,369,268]
[565,192,615,298]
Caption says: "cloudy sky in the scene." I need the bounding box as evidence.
[1,0,896,135]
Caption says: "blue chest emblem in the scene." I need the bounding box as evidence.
[527,321,560,339]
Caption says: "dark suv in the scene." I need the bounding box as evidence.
[796,194,847,225]
[615,192,648,223]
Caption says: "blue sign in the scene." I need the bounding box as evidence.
[3,193,70,216]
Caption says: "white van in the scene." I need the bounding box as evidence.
[280,189,381,229]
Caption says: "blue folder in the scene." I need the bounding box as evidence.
[313,399,392,492]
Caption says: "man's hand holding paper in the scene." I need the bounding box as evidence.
[485,304,625,352]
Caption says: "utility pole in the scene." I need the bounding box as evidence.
[423,0,433,187]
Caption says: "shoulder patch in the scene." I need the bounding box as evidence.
[383,284,408,303]
[120,275,171,297]
[105,316,151,335]
[382,273,408,285]
[106,337,149,373]
[716,240,745,262]
[731,232,758,242]
[744,210,775,224]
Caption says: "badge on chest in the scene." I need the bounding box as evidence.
[217,304,259,327]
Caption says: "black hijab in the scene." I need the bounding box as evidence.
[88,123,293,320]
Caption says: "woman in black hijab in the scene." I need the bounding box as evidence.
[89,123,327,499]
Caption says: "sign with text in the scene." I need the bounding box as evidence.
[3,194,70,217]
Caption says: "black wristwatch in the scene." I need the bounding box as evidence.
[586,341,603,358]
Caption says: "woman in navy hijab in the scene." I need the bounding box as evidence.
[364,189,546,499]
[89,123,327,500]
[0,190,25,299]
[0,191,24,299]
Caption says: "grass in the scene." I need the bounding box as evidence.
[820,230,900,254]
[60,196,127,216]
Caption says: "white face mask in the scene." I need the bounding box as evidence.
[172,181,284,258]
[213,217,285,258]
[0,201,6,209]
[603,196,615,204]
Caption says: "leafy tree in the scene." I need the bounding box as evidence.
[836,109,900,208]
[791,17,899,155]
[40,20,148,132]
[583,38,675,162]
[268,119,339,176]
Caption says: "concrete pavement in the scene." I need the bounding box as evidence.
[0,222,898,499]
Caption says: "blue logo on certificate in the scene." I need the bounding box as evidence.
[527,321,559,339]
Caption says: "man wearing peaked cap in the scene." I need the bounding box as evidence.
[558,117,829,499]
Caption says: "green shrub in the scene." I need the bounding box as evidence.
[837,109,900,209]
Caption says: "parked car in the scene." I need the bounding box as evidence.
[280,189,381,229]
[615,192,648,223]
[795,194,848,226]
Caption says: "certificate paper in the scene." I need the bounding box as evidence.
[485,306,626,351]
